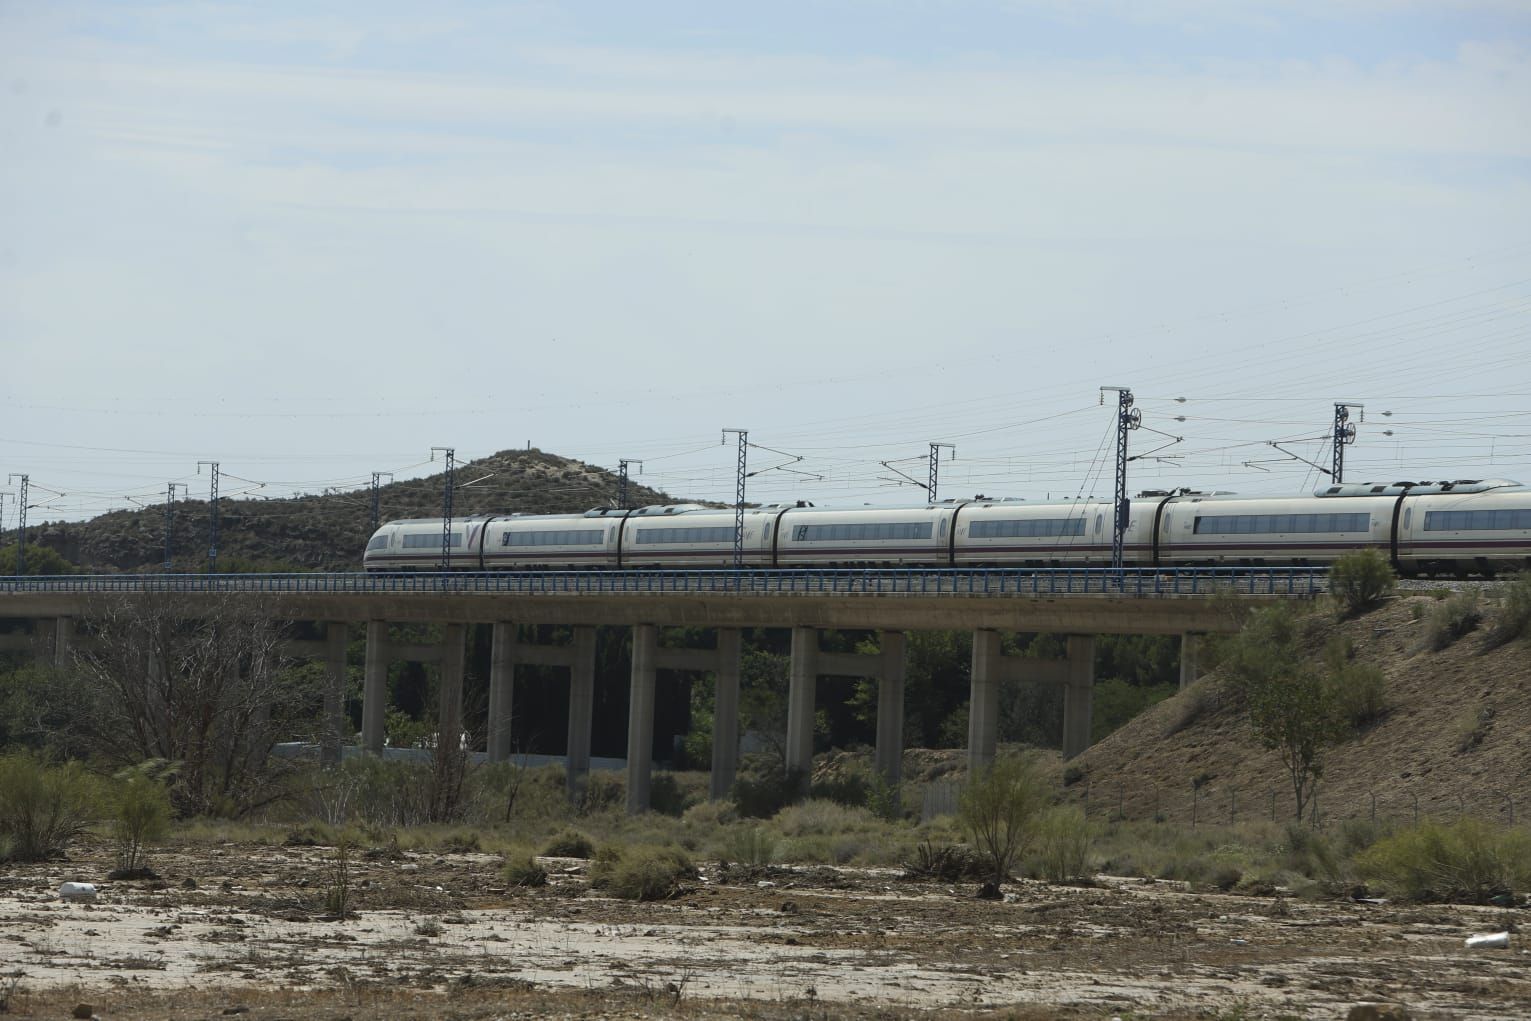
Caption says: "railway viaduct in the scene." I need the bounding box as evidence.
[0,568,1323,813]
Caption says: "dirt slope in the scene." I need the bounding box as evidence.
[1069,593,1531,826]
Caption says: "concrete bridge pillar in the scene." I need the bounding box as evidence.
[786,626,818,785]
[1061,635,1095,761]
[438,623,466,756]
[321,622,349,766]
[875,630,907,785]
[626,624,658,814]
[1179,632,1201,690]
[486,622,516,762]
[968,628,1001,774]
[710,627,743,801]
[361,620,388,755]
[565,625,597,800]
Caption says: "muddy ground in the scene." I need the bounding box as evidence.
[0,840,1526,1020]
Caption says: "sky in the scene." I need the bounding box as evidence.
[2,0,1530,526]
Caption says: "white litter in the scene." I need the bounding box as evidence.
[1465,931,1510,949]
[58,882,97,903]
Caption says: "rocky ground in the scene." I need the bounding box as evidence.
[0,839,1526,1019]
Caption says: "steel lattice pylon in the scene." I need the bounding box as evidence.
[1100,387,1139,572]
[1332,403,1361,483]
[7,475,27,575]
[432,447,455,570]
[199,461,220,572]
[723,430,748,572]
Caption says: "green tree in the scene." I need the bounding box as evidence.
[0,543,75,575]
[1220,605,1344,821]
[958,752,1048,891]
[111,765,173,875]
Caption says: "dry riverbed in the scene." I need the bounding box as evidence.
[0,840,1526,1019]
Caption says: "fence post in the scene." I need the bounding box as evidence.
[1117,782,1124,824]
[1412,792,1419,826]
[1083,782,1090,819]
[1191,781,1199,829]
[1229,788,1235,826]
[1370,790,1376,825]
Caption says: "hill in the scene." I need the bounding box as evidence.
[1066,589,1531,827]
[24,449,684,574]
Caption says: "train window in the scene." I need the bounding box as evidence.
[634,526,736,544]
[939,519,948,538]
[1403,508,1412,530]
[1193,513,1369,535]
[970,518,1085,539]
[1094,514,1103,536]
[794,525,808,541]
[403,532,462,549]
[1424,508,1531,531]
[795,522,933,541]
[366,534,391,551]
[503,529,603,547]
[763,523,771,541]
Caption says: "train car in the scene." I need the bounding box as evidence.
[1155,493,1385,566]
[951,498,1151,566]
[772,505,953,567]
[479,511,620,570]
[619,505,776,569]
[362,517,480,571]
[1397,482,1531,577]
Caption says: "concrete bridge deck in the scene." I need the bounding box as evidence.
[0,566,1323,634]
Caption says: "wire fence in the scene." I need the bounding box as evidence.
[921,777,1520,830]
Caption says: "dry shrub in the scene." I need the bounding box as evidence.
[902,839,982,881]
[1033,806,1093,883]
[589,844,697,901]
[1483,572,1531,650]
[541,828,595,858]
[503,848,548,888]
[1163,681,1216,737]
[1420,591,1481,652]
[716,825,776,866]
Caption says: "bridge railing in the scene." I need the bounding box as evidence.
[0,567,1327,598]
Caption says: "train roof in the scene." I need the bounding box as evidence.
[1314,479,1522,498]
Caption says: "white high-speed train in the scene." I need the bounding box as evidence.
[362,479,1531,577]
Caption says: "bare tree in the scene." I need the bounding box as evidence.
[71,591,300,816]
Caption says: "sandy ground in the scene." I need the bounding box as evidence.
[0,840,1527,1020]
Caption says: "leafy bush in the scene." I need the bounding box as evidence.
[576,772,624,816]
[1484,572,1531,650]
[1033,806,1093,883]
[1322,639,1396,734]
[503,848,548,888]
[1328,548,1395,617]
[1357,818,1531,903]
[111,767,172,874]
[541,828,595,859]
[1420,591,1481,651]
[0,754,99,862]
[588,844,697,901]
[809,770,871,808]
[958,754,1048,888]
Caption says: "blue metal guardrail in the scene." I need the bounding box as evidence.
[0,567,1326,598]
